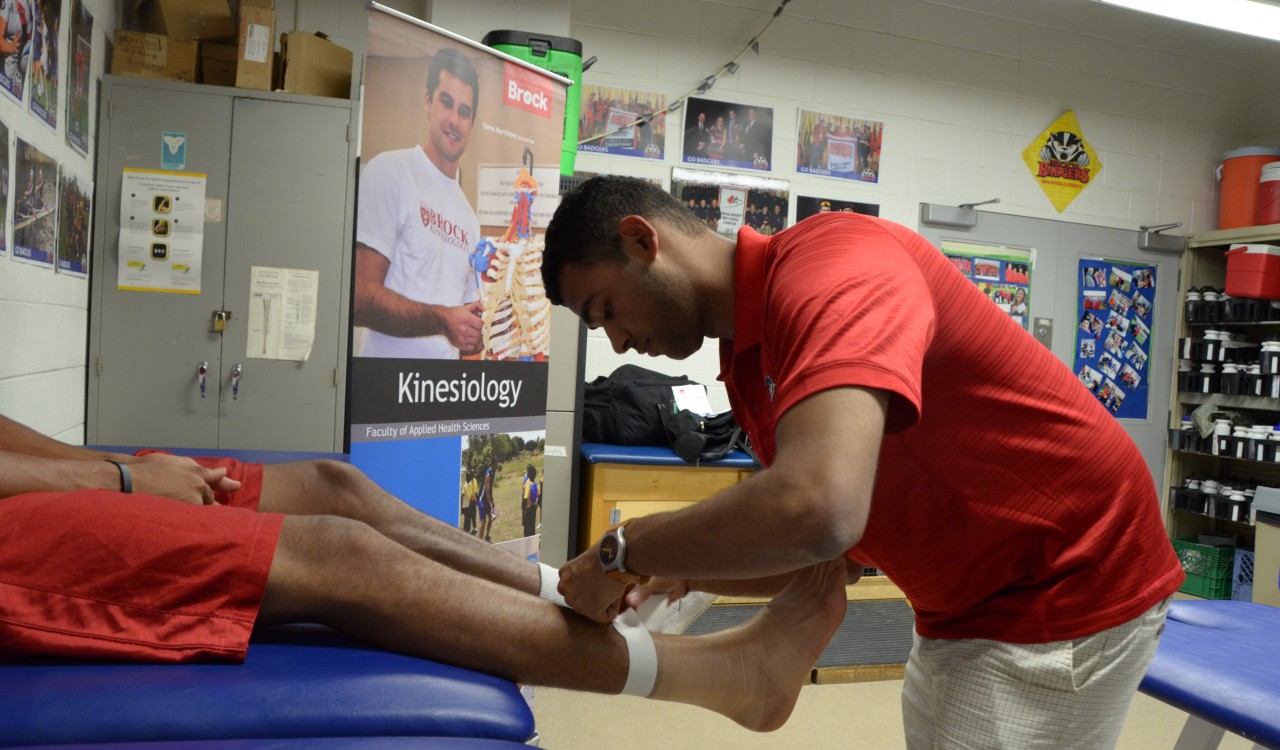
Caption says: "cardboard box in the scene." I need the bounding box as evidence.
[234,4,275,90]
[112,30,199,82]
[279,32,353,99]
[200,42,237,86]
[138,0,235,41]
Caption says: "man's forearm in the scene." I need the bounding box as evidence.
[0,451,126,498]
[622,467,864,582]
[0,415,130,461]
[354,285,451,338]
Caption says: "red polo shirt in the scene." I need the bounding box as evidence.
[720,214,1182,643]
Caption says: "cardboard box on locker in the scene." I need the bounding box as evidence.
[200,42,237,86]
[234,2,275,90]
[137,0,235,41]
[111,30,199,82]
[279,32,353,98]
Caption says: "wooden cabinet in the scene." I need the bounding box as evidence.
[1164,223,1280,599]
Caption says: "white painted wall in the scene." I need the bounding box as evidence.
[0,0,116,443]
[5,0,1278,441]
[570,0,1280,413]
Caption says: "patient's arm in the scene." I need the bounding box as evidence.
[0,450,129,498]
[0,449,239,505]
[0,414,133,462]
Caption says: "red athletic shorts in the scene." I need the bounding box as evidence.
[0,456,282,663]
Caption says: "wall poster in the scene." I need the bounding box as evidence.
[681,96,773,171]
[12,137,57,267]
[940,240,1033,331]
[55,165,91,276]
[795,108,883,183]
[1021,109,1102,214]
[577,84,667,160]
[348,5,567,553]
[671,166,789,238]
[1073,258,1155,420]
[66,0,93,155]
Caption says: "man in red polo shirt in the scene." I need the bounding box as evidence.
[543,175,1184,749]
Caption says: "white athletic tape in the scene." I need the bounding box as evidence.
[537,563,568,608]
[613,608,658,697]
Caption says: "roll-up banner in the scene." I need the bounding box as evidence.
[352,5,569,552]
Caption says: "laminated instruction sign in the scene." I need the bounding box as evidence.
[116,168,206,294]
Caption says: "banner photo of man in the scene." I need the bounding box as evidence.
[12,137,56,267]
[796,108,883,183]
[28,0,56,130]
[940,240,1033,331]
[681,96,773,171]
[66,0,92,155]
[349,6,567,547]
[671,166,788,237]
[0,0,33,104]
[577,84,666,159]
[795,195,879,221]
[1072,257,1155,419]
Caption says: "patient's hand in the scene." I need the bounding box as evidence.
[129,460,241,505]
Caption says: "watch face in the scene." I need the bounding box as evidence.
[599,534,620,568]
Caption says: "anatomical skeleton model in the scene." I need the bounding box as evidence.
[470,150,551,361]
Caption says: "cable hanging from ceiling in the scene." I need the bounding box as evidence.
[576,0,792,146]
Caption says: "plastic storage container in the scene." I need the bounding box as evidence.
[482,30,583,176]
[1226,244,1280,300]
[1218,147,1280,229]
[1172,537,1236,599]
[1259,162,1280,226]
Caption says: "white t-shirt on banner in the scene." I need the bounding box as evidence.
[357,146,481,359]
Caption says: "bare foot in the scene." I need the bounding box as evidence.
[648,558,849,731]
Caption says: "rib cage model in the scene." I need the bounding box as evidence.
[473,149,550,361]
[479,237,550,360]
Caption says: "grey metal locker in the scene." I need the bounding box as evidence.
[87,76,357,451]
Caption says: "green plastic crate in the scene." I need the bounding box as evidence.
[1172,537,1235,599]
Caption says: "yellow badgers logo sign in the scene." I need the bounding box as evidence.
[1021,110,1102,213]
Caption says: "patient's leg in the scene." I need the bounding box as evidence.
[257,461,540,595]
[259,516,848,732]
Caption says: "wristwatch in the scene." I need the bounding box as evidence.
[598,521,648,583]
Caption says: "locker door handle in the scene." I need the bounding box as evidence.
[197,361,209,398]
[231,363,243,400]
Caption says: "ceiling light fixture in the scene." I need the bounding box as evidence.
[1095,0,1280,43]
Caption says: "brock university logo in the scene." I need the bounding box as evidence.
[503,63,552,119]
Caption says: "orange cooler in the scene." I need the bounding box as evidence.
[1218,147,1280,230]
[1226,244,1280,299]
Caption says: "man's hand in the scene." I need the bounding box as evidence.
[624,576,690,611]
[558,545,634,623]
[128,459,241,506]
[442,300,484,352]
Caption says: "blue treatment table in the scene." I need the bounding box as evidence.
[0,449,535,747]
[1139,600,1280,750]
[10,739,535,749]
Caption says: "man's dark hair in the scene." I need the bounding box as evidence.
[542,176,705,305]
[427,47,479,117]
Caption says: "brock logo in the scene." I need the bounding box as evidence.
[503,62,552,119]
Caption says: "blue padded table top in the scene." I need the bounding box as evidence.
[1139,600,1280,748]
[90,445,350,465]
[10,740,534,749]
[581,441,755,468]
[0,626,535,747]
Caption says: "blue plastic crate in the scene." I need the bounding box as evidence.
[1232,549,1255,602]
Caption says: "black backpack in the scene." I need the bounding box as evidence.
[582,364,755,464]
[582,364,696,446]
